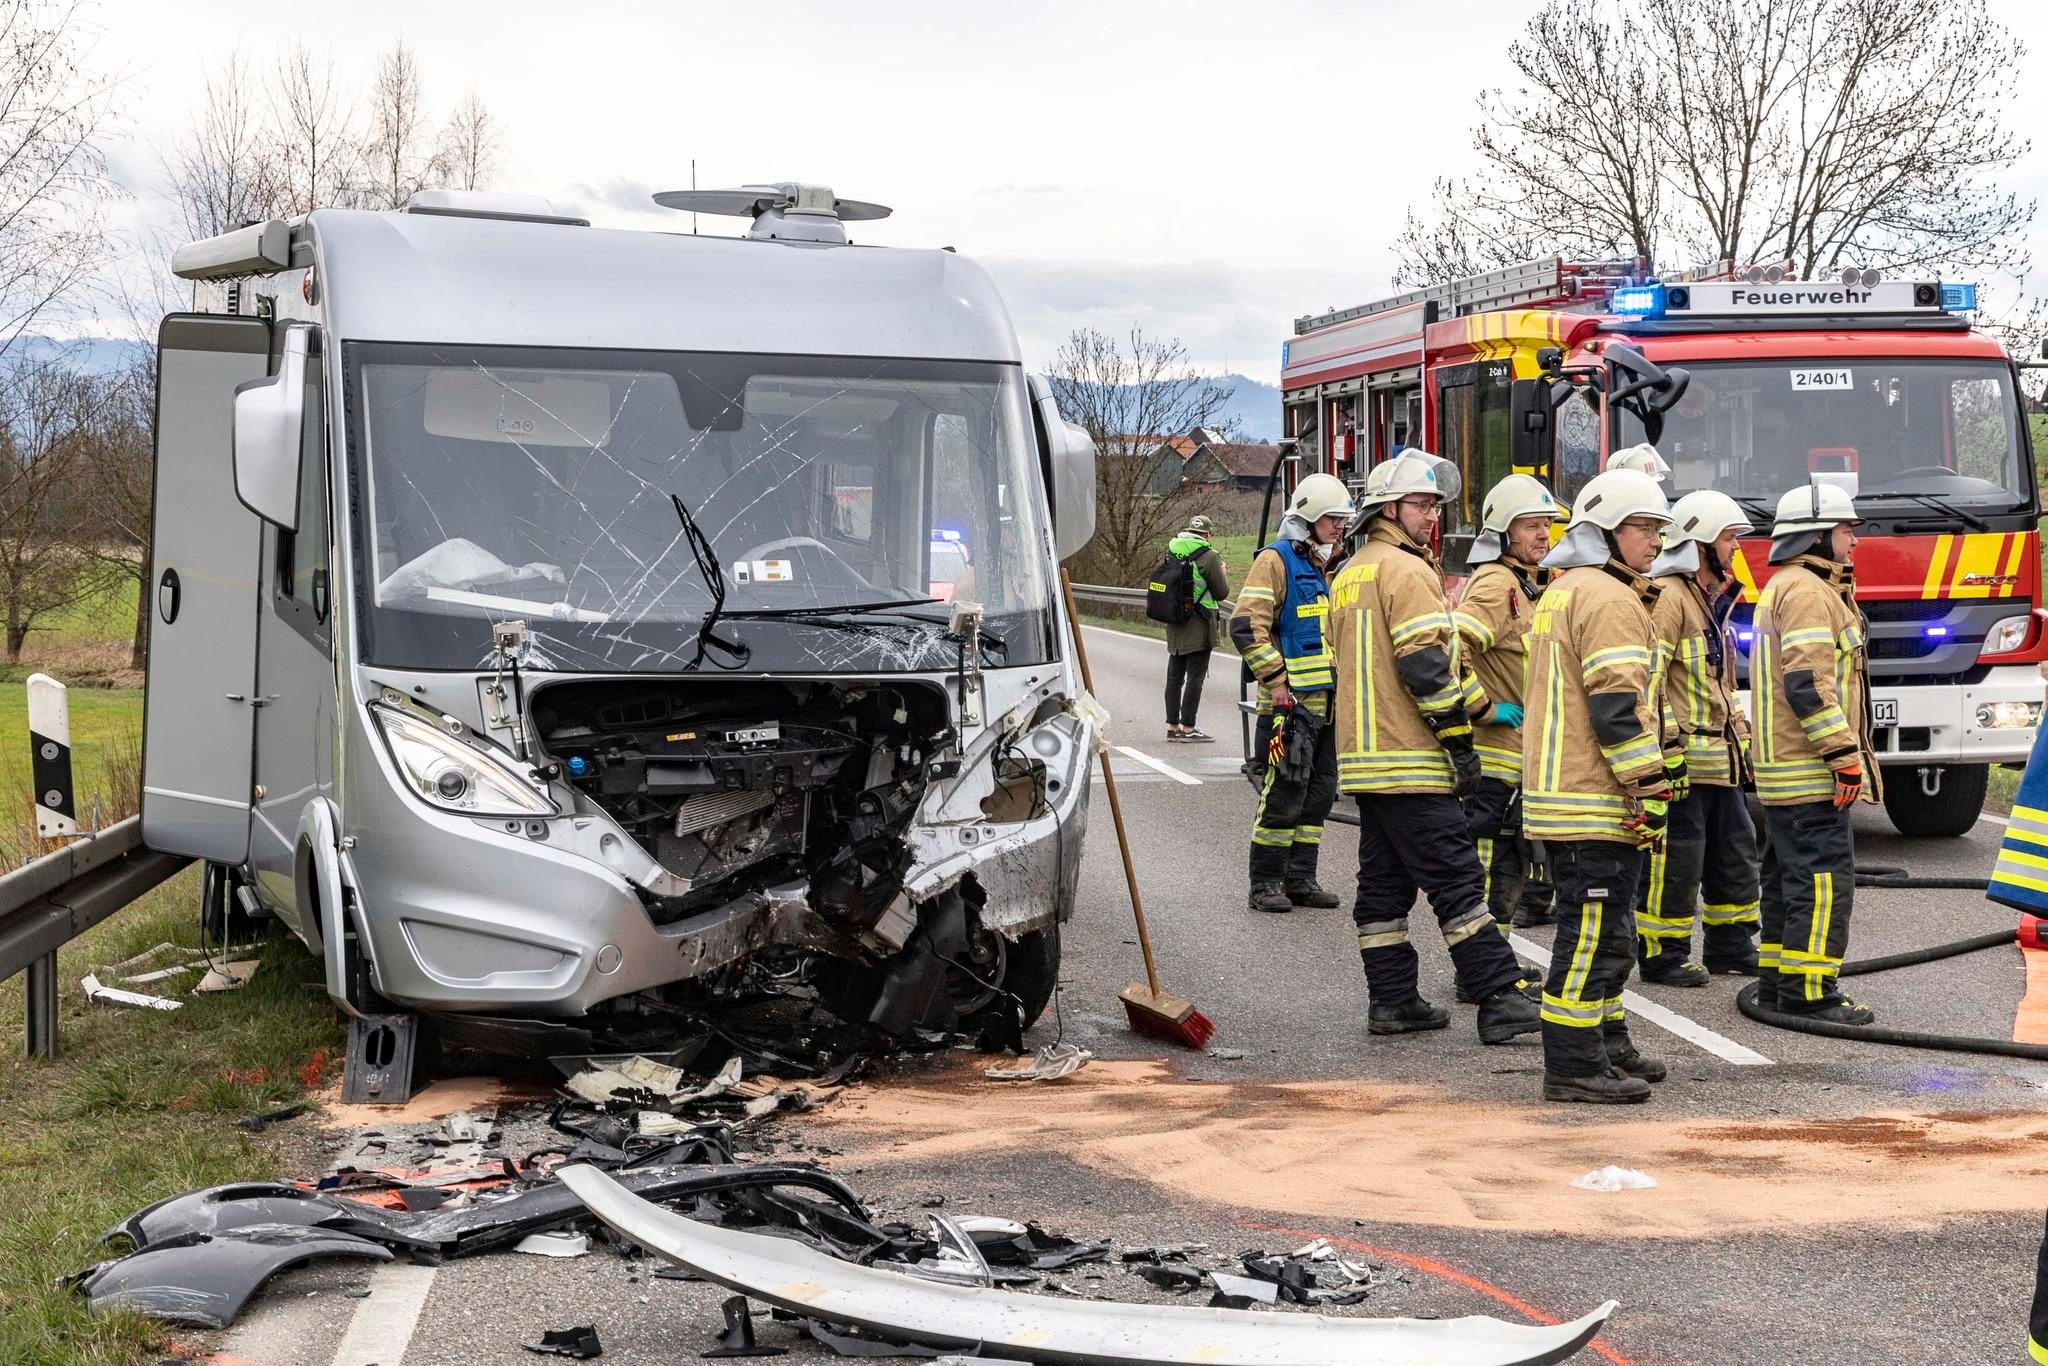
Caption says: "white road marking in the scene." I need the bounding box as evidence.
[1506,932,1775,1067]
[1111,745,1202,786]
[327,1260,438,1366]
[1077,621,1239,664]
[1980,811,2010,827]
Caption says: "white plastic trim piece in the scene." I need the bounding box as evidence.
[557,1164,1617,1366]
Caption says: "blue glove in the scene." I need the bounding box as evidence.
[1492,702,1524,729]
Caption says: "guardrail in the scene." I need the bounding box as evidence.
[1067,582,1238,618]
[0,816,194,1058]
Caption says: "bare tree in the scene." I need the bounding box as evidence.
[163,52,279,240]
[270,45,361,216]
[0,356,111,661]
[437,89,496,192]
[360,41,444,209]
[1394,0,2034,289]
[1044,327,1233,584]
[68,358,151,666]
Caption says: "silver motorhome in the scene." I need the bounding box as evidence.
[145,186,1098,1091]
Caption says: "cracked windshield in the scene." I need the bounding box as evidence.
[352,345,1054,671]
[1596,357,2031,512]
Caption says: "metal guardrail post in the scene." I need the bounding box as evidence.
[24,950,56,1058]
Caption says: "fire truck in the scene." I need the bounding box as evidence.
[1281,257,2046,837]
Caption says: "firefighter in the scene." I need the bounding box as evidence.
[1231,472,1353,914]
[1752,481,1879,1023]
[1452,474,1566,938]
[1523,467,1675,1103]
[1635,490,1764,984]
[1327,452,1543,1042]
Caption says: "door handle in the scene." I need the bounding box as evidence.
[225,694,281,707]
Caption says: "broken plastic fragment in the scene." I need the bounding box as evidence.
[525,1324,604,1359]
[1135,1264,1202,1293]
[705,1294,788,1358]
[195,959,261,993]
[982,1042,1092,1083]
[69,1223,393,1328]
[1570,1165,1657,1192]
[516,1231,592,1258]
[801,1318,951,1358]
[80,973,180,1011]
[1206,1272,1279,1305]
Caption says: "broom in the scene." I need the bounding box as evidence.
[1059,569,1216,1050]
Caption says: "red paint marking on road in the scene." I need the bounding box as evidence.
[2016,937,2048,1046]
[1238,1219,1637,1366]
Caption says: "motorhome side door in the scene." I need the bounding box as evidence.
[141,314,269,862]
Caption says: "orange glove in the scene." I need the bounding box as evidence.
[1267,718,1289,768]
[1832,763,1863,809]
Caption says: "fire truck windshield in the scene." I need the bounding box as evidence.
[1595,358,2034,514]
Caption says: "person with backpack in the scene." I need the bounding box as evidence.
[1155,515,1231,742]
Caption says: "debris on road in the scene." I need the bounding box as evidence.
[195,957,262,992]
[1570,1165,1658,1192]
[516,1230,592,1258]
[557,1163,1621,1366]
[525,1324,604,1359]
[65,1224,393,1328]
[79,972,180,1011]
[705,1294,787,1358]
[983,1041,1093,1082]
[234,1102,312,1134]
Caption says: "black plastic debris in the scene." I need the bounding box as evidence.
[800,1318,955,1358]
[395,1187,454,1213]
[235,1102,311,1134]
[968,1222,1109,1271]
[1207,1290,1260,1310]
[655,1265,701,1282]
[1135,1265,1202,1294]
[704,1295,788,1358]
[526,1325,604,1359]
[1240,1254,1319,1305]
[68,1224,393,1328]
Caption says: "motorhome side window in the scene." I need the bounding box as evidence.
[279,344,330,623]
[348,346,1056,672]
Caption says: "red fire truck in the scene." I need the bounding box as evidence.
[1281,258,2045,837]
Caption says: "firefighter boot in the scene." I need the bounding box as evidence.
[1476,984,1543,1044]
[1248,882,1293,914]
[1784,994,1876,1026]
[1455,972,1541,1005]
[1543,1067,1653,1105]
[1368,996,1451,1035]
[1703,927,1761,976]
[1638,954,1711,988]
[1284,879,1342,909]
[1606,1041,1668,1083]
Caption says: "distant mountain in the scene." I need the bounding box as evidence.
[11,335,147,373]
[1208,373,1282,442]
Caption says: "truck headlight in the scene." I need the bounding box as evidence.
[371,703,558,817]
[1975,701,2042,729]
[1981,615,2033,657]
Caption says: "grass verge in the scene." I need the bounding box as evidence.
[0,872,343,1363]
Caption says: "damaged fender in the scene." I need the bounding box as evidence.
[69,1223,393,1329]
[558,1164,1617,1366]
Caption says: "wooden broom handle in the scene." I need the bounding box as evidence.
[1059,569,1162,997]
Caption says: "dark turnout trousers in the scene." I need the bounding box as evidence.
[1249,697,1338,884]
[1760,801,1855,1007]
[1352,792,1526,1004]
[1540,841,1643,1077]
[1463,776,1527,929]
[1637,783,1761,966]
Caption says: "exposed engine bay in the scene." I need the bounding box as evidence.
[533,678,952,923]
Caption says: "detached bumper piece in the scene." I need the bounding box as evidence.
[65,1224,394,1330]
[557,1164,1618,1366]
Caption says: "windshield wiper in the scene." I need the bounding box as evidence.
[728,600,1009,661]
[1728,495,1775,525]
[719,598,944,619]
[1861,490,1991,531]
[671,494,750,669]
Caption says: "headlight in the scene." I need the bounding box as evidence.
[1975,701,2043,730]
[1982,614,2033,657]
[371,703,557,817]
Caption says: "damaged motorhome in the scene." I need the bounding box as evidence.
[144,184,1099,1095]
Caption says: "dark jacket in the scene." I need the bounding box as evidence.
[1165,534,1231,656]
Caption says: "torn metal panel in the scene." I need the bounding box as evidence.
[103,1182,412,1251]
[558,1164,1619,1366]
[70,1223,393,1328]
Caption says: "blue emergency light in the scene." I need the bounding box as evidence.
[1939,283,1977,312]
[1610,284,1666,318]
[1736,629,1755,645]
[1924,625,1950,639]
[934,528,963,543]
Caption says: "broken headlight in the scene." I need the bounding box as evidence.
[371,703,558,817]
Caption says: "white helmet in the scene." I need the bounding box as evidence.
[1468,473,1565,565]
[1768,480,1862,564]
[1607,442,1672,484]
[1665,490,1754,546]
[1355,450,1462,510]
[1285,471,1357,523]
[1566,468,1671,531]
[1770,481,1861,535]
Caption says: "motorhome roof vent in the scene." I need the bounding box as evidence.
[403,190,589,227]
[651,182,891,245]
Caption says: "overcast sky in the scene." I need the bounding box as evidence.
[90,0,2048,382]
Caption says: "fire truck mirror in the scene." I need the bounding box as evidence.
[1536,346,1565,374]
[1510,378,1555,473]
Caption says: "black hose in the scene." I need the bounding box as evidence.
[1735,925,2048,1060]
[1854,864,1995,891]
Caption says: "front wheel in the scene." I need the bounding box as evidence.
[1880,762,1989,838]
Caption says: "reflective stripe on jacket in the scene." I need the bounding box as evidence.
[1522,560,1667,843]
[1454,560,1543,784]
[1647,573,1749,787]
[1752,556,1880,807]
[1330,520,1475,794]
[1230,540,1333,694]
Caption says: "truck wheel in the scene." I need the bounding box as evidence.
[1881,762,1989,838]
[987,927,1060,1031]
